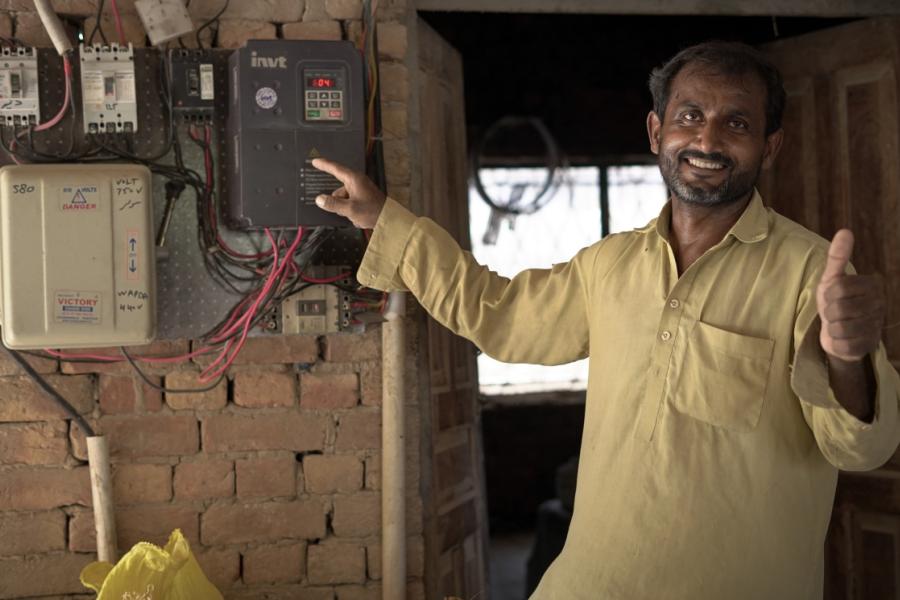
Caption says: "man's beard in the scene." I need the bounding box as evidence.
[659,149,761,207]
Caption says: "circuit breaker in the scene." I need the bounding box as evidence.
[0,47,40,126]
[0,164,155,349]
[227,40,365,229]
[168,48,216,120]
[79,43,138,133]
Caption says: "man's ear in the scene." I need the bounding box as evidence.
[647,111,662,155]
[761,128,784,170]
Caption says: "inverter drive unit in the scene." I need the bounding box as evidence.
[227,40,366,229]
[0,164,156,349]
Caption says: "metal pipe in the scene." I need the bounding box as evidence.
[382,291,407,600]
[87,436,118,563]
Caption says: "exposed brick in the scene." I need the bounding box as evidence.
[0,13,11,40]
[242,542,306,584]
[304,454,362,493]
[58,340,190,375]
[70,504,200,552]
[228,586,335,600]
[0,421,68,465]
[174,459,234,500]
[196,547,240,591]
[0,510,66,556]
[193,336,318,366]
[384,139,410,186]
[99,374,163,414]
[379,63,408,103]
[307,542,366,585]
[282,20,342,41]
[335,410,380,451]
[201,500,326,545]
[0,350,56,376]
[0,375,93,421]
[323,328,380,362]
[187,0,304,21]
[376,22,407,60]
[81,14,147,46]
[71,414,199,460]
[332,493,380,537]
[364,454,380,490]
[366,535,424,580]
[0,552,94,598]
[234,370,296,408]
[335,584,380,600]
[0,467,90,510]
[359,363,381,406]
[380,105,408,142]
[301,0,331,21]
[300,372,358,409]
[13,12,53,47]
[113,463,172,504]
[216,19,277,49]
[325,0,361,19]
[203,412,327,453]
[236,455,297,499]
[165,370,228,410]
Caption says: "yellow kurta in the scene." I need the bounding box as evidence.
[357,190,900,599]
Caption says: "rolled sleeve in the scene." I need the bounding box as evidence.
[357,197,417,292]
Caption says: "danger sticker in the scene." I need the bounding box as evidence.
[60,185,99,212]
[55,291,101,324]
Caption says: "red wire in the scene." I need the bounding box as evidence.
[109,0,127,45]
[34,56,71,132]
[300,272,351,284]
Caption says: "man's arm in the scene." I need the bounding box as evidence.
[792,229,900,471]
[312,158,594,366]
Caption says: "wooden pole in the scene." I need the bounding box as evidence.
[87,436,117,563]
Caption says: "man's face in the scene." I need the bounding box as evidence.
[647,65,783,208]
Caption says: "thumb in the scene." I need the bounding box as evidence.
[821,229,854,284]
[315,193,350,217]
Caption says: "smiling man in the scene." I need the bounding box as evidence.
[313,42,900,599]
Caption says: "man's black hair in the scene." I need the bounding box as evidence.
[648,41,787,136]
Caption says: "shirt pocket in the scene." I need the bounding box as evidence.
[673,320,775,432]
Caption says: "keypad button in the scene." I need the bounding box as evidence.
[330,101,340,108]
[307,110,320,118]
[306,91,316,99]
[329,110,342,118]
[308,100,318,108]
[319,92,329,99]
[330,92,340,98]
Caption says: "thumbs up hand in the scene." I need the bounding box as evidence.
[817,229,886,362]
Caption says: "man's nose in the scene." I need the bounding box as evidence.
[694,123,725,156]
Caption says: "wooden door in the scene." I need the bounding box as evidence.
[416,17,490,600]
[761,17,900,600]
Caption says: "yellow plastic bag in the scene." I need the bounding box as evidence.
[80,529,222,600]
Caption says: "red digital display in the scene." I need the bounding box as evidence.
[307,77,336,89]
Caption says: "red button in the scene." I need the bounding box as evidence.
[329,110,342,118]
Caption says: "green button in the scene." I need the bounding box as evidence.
[307,110,320,118]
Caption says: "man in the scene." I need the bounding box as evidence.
[313,42,900,599]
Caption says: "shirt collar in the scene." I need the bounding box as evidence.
[636,189,770,244]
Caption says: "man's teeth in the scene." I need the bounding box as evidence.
[686,157,725,170]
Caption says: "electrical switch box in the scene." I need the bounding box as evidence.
[0,164,156,349]
[227,40,365,229]
[168,48,215,120]
[279,268,353,334]
[135,0,194,46]
[0,47,40,126]
[79,43,138,133]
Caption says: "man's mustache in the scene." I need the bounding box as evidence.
[678,150,734,169]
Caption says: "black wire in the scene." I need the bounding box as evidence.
[1,345,96,436]
[196,0,230,48]
[88,0,108,46]
[120,347,226,393]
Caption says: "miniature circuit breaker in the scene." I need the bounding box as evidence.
[0,48,40,127]
[168,48,215,121]
[279,267,353,334]
[0,164,156,349]
[79,43,138,133]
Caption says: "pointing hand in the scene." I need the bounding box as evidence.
[312,158,386,229]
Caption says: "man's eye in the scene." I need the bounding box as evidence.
[730,120,749,129]
[682,112,700,121]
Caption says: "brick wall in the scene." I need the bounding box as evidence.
[0,1,424,598]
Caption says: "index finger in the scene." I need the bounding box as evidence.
[822,228,854,283]
[311,157,355,184]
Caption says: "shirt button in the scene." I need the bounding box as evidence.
[660,330,672,341]
[669,299,680,309]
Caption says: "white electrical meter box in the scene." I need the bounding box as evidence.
[0,164,156,349]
